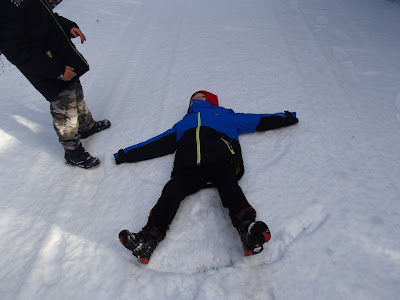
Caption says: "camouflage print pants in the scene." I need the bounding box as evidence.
[50,79,95,152]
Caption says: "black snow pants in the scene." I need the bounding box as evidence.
[145,161,255,233]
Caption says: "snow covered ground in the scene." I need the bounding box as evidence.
[1,0,400,299]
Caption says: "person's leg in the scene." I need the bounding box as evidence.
[73,79,96,133]
[71,79,111,138]
[208,161,271,255]
[144,166,208,232]
[50,80,82,154]
[207,161,251,221]
[50,80,99,168]
[119,166,208,263]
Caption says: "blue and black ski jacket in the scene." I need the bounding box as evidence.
[114,100,298,180]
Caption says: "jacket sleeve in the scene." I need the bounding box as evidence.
[40,0,78,38]
[0,17,65,79]
[54,14,79,38]
[233,111,299,133]
[114,128,177,164]
[41,0,78,32]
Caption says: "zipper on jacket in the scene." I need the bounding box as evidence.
[220,138,235,154]
[196,113,201,165]
[39,0,89,67]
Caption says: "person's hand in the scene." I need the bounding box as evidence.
[70,27,86,44]
[284,111,299,123]
[115,149,128,164]
[61,66,77,81]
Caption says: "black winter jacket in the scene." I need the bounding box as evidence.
[0,0,89,101]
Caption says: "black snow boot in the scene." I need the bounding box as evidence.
[119,226,165,264]
[236,220,271,256]
[79,119,111,139]
[65,146,100,169]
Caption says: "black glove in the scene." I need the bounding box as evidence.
[115,149,127,164]
[284,111,299,124]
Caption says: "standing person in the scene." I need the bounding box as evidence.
[114,90,299,264]
[0,0,110,169]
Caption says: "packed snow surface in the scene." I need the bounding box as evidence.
[1,0,400,299]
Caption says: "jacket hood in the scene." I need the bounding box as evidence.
[190,90,219,106]
[187,90,219,113]
[187,99,215,114]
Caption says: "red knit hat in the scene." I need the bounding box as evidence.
[190,90,219,106]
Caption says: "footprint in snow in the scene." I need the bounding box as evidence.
[315,15,328,30]
[332,46,354,67]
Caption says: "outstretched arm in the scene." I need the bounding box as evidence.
[233,111,298,133]
[256,111,298,131]
[114,128,177,164]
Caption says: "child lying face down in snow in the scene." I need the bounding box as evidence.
[114,91,299,264]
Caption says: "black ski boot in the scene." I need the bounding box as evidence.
[65,146,100,169]
[119,227,165,264]
[237,220,271,256]
[79,119,111,139]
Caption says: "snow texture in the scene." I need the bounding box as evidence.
[0,0,400,299]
